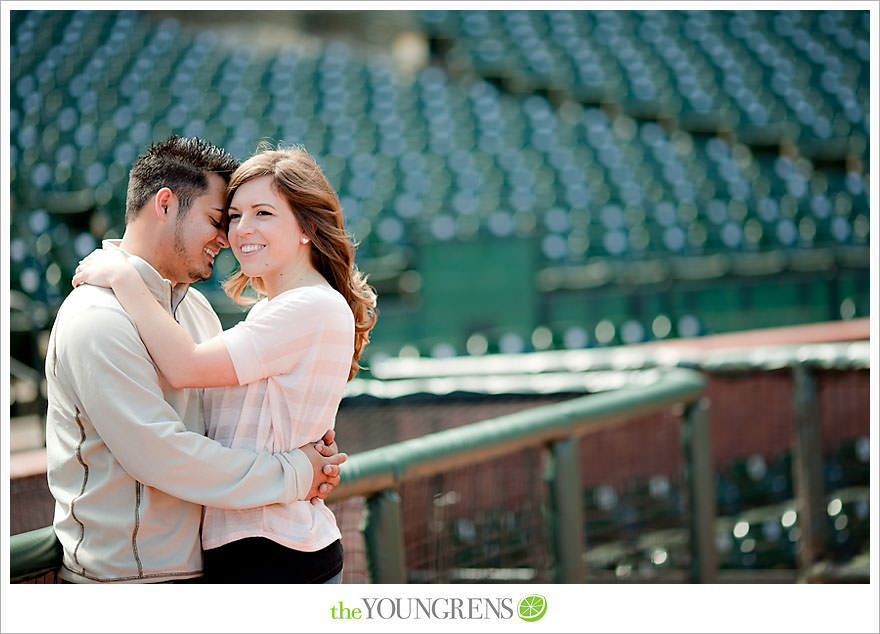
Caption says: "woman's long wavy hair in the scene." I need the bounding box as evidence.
[222,145,377,380]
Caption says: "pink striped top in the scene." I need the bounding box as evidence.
[202,284,354,552]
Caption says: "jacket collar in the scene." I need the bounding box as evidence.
[102,240,190,315]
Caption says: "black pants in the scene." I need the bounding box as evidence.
[202,537,343,584]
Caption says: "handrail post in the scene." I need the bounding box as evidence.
[546,436,586,583]
[791,364,827,572]
[361,488,407,583]
[681,397,718,583]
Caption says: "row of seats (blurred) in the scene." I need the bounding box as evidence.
[422,10,869,146]
[436,435,870,578]
[586,436,868,576]
[11,10,869,255]
[9,9,871,363]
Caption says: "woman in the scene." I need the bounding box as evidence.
[73,145,377,583]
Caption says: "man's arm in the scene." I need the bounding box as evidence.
[56,304,343,508]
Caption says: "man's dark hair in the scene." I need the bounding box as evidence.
[125,136,239,224]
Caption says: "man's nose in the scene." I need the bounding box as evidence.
[216,229,229,249]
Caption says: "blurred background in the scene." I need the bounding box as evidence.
[7,8,873,585]
[8,9,870,368]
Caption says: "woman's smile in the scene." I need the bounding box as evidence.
[238,243,266,256]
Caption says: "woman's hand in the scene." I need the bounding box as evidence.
[301,431,348,505]
[72,248,134,289]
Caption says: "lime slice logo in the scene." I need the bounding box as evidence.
[517,594,547,622]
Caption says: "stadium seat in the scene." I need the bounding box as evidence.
[10,8,871,360]
[583,484,625,545]
[620,474,682,533]
[827,436,870,489]
[824,486,869,562]
[720,454,776,510]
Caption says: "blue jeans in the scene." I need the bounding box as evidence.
[323,569,343,584]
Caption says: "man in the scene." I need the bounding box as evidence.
[45,136,346,583]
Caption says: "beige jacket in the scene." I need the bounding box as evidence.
[45,242,313,583]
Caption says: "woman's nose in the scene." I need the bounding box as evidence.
[232,217,253,237]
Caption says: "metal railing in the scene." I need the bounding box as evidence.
[362,338,871,580]
[9,526,62,583]
[10,367,709,583]
[330,366,709,583]
[11,340,868,583]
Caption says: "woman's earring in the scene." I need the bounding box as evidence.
[301,236,310,245]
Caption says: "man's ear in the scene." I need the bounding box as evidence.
[153,187,176,221]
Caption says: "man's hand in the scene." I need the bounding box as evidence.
[300,429,347,505]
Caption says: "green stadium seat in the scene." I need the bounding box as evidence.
[728,504,798,569]
[765,451,793,503]
[827,436,870,489]
[635,527,690,571]
[721,454,776,510]
[10,7,871,363]
[824,486,869,562]
[583,484,624,545]
[621,475,681,533]
[715,471,744,517]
